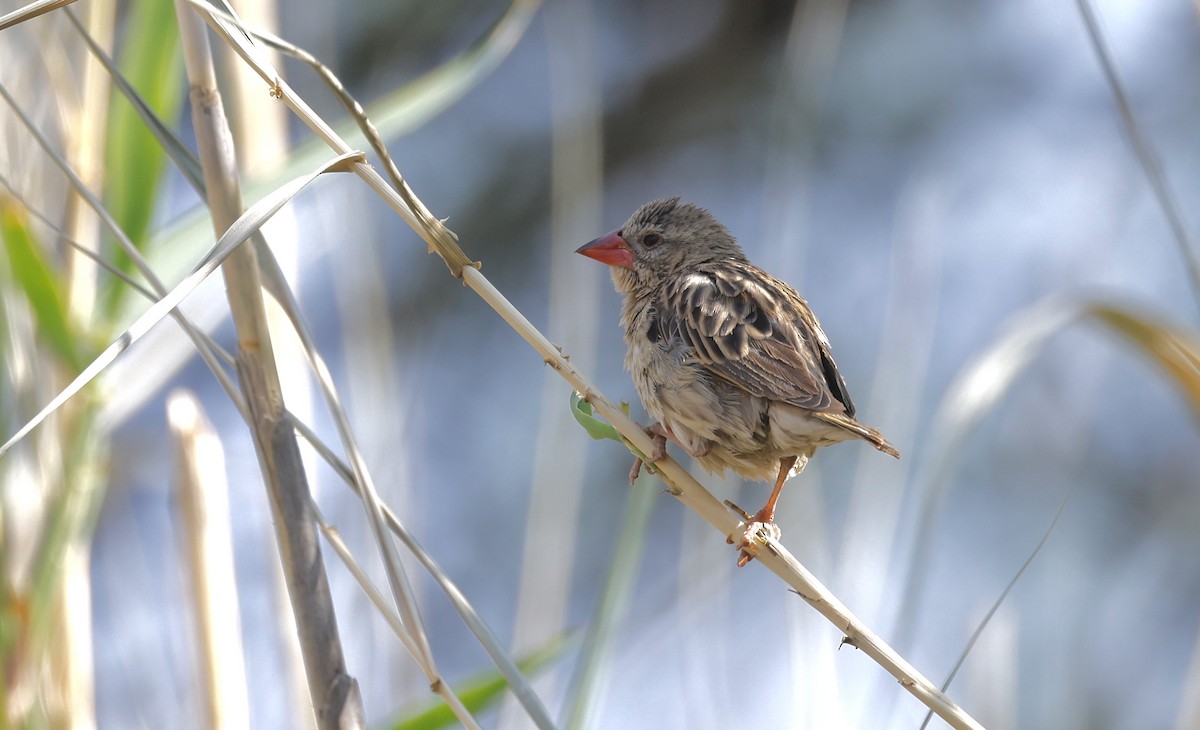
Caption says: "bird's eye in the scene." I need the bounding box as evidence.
[642,233,662,248]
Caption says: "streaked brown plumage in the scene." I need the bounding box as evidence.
[577,197,899,565]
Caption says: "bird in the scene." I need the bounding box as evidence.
[576,197,899,566]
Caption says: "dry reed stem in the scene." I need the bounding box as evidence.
[23,171,517,727]
[5,7,528,725]
[0,0,77,31]
[222,0,315,721]
[178,5,492,727]
[168,391,251,730]
[181,4,984,726]
[464,270,984,730]
[251,215,486,728]
[174,4,362,726]
[1075,0,1200,312]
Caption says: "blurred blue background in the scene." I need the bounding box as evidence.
[81,0,1200,727]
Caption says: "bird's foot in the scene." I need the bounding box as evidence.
[628,423,669,485]
[724,500,782,567]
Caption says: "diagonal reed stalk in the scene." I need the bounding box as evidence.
[176,4,530,727]
[8,4,557,721]
[2,1,987,726]
[179,2,985,726]
[173,5,364,726]
[1074,0,1200,315]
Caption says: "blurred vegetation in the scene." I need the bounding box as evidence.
[2,0,1200,728]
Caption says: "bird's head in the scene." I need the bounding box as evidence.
[576,197,746,294]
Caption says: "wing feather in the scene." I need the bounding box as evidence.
[661,263,856,416]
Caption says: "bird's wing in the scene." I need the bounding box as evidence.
[660,263,856,416]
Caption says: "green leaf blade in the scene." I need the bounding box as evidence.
[100,0,184,316]
[389,633,570,730]
[0,200,80,369]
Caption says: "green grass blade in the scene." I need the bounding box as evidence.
[107,0,539,343]
[100,0,184,316]
[362,0,541,140]
[0,199,81,369]
[388,633,571,730]
[65,7,205,197]
[0,152,361,460]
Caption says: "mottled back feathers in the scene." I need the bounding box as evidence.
[596,198,898,473]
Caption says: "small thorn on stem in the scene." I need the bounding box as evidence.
[723,499,751,522]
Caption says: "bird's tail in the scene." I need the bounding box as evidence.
[814,412,900,458]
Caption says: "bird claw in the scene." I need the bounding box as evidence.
[627,424,669,485]
[724,501,782,567]
[644,424,668,461]
[733,521,782,567]
[628,457,649,485]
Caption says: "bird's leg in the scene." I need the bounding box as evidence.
[750,455,795,525]
[628,422,671,485]
[734,455,800,567]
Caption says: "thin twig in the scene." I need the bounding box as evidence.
[0,80,237,404]
[918,488,1072,730]
[286,415,557,729]
[2,114,555,730]
[0,0,77,31]
[252,237,493,728]
[307,503,480,730]
[176,5,985,725]
[1075,0,1200,312]
[193,0,541,236]
[178,7,504,727]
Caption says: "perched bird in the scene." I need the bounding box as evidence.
[576,197,899,566]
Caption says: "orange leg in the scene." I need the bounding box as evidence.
[750,455,797,524]
[736,455,799,567]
